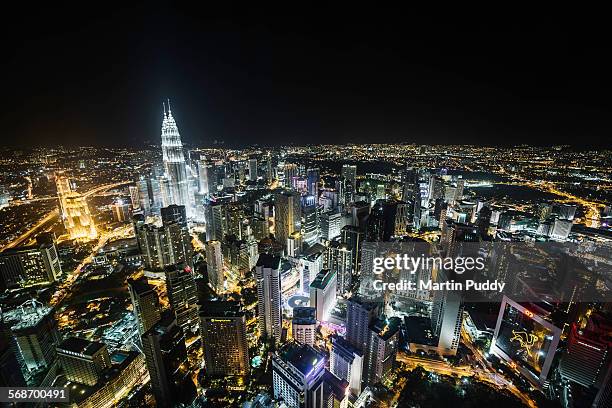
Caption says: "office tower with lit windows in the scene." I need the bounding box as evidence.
[283,163,298,188]
[272,342,326,408]
[164,263,199,334]
[160,101,192,217]
[111,198,130,222]
[205,240,224,293]
[302,196,320,247]
[306,168,320,201]
[331,336,364,397]
[560,313,612,389]
[197,160,216,195]
[56,337,111,386]
[142,314,197,407]
[0,331,26,386]
[127,278,161,336]
[199,300,249,377]
[340,225,364,273]
[255,254,282,342]
[326,241,353,294]
[292,307,317,346]
[287,231,303,257]
[0,233,62,290]
[133,214,193,270]
[320,211,341,241]
[128,185,140,211]
[345,296,380,352]
[275,190,301,250]
[430,271,464,356]
[341,164,357,193]
[364,317,400,385]
[2,299,61,373]
[248,158,258,181]
[309,269,337,322]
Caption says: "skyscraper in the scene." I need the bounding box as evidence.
[56,337,111,386]
[199,300,249,377]
[2,299,61,372]
[331,336,364,396]
[272,342,326,408]
[364,317,401,385]
[306,168,320,201]
[292,307,317,346]
[142,314,197,407]
[205,240,224,293]
[127,278,161,336]
[275,190,301,250]
[309,269,337,322]
[161,101,191,217]
[133,214,193,270]
[255,254,282,342]
[430,270,464,356]
[326,241,353,295]
[248,158,258,181]
[164,263,199,334]
[345,296,380,352]
[0,233,62,290]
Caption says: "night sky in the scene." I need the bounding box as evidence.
[3,6,610,148]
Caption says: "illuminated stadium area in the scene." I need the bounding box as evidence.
[490,296,562,386]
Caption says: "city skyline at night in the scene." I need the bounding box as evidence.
[1,8,611,408]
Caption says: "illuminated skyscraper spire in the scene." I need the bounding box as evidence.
[161,100,191,216]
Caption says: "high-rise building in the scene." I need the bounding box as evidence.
[275,191,301,250]
[302,199,320,247]
[56,337,111,386]
[309,269,337,322]
[287,231,303,257]
[560,314,612,388]
[0,331,26,386]
[161,204,187,227]
[205,240,224,293]
[249,158,258,181]
[340,226,364,272]
[326,241,353,295]
[292,307,317,346]
[272,342,326,408]
[160,101,192,217]
[127,278,161,336]
[431,271,464,356]
[255,254,282,342]
[142,314,197,407]
[0,233,62,290]
[133,215,193,270]
[550,218,572,241]
[111,199,131,223]
[331,336,364,396]
[2,299,61,372]
[345,296,380,352]
[283,163,298,189]
[164,263,199,334]
[128,185,141,211]
[199,301,249,376]
[320,211,341,241]
[197,160,216,195]
[306,168,320,201]
[364,317,400,385]
[341,165,357,194]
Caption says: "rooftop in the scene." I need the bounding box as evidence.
[278,342,326,377]
[310,269,336,290]
[57,337,106,356]
[256,253,280,269]
[370,316,401,341]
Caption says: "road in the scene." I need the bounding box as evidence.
[1,181,133,251]
[396,351,537,408]
[50,223,134,306]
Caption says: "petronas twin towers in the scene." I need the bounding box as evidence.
[161,100,192,217]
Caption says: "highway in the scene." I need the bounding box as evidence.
[1,181,133,251]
